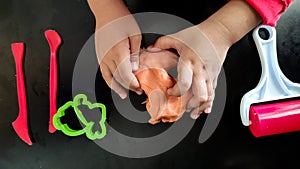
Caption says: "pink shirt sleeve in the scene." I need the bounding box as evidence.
[245,0,294,26]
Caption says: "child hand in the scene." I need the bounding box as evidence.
[88,0,143,99]
[96,34,143,99]
[151,24,229,119]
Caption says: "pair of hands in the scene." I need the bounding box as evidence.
[88,0,231,120]
[87,0,262,123]
[94,13,228,120]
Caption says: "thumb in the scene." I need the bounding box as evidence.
[129,35,142,71]
[153,35,177,50]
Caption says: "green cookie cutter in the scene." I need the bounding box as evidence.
[53,94,107,140]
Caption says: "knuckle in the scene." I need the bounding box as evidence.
[198,108,205,114]
[207,96,213,102]
[102,73,111,80]
[116,55,128,63]
[130,53,139,60]
[198,66,207,74]
[157,36,164,41]
[113,73,122,83]
[157,36,168,44]
[198,95,208,103]
[207,94,215,102]
[100,69,111,80]
[188,99,199,108]
[179,80,190,91]
[123,73,134,82]
[104,78,113,88]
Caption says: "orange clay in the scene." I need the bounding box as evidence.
[135,50,192,124]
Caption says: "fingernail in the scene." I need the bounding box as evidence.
[167,89,172,95]
[131,62,139,71]
[190,113,199,119]
[204,107,212,114]
[186,108,191,112]
[119,93,127,99]
[136,89,143,95]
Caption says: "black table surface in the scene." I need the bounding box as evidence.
[1,0,300,169]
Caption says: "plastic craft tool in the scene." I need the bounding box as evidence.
[11,42,32,145]
[240,25,300,137]
[45,29,62,133]
[53,94,107,140]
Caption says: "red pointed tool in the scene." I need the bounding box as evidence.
[11,42,32,145]
[45,29,62,133]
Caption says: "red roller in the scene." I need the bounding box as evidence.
[240,25,300,137]
[249,99,300,137]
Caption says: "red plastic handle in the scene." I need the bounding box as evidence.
[49,51,58,133]
[11,43,32,145]
[45,29,62,133]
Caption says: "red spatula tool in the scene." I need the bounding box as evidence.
[45,29,62,133]
[11,42,32,145]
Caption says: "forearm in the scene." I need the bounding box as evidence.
[87,0,130,28]
[197,0,261,60]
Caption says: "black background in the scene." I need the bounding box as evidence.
[0,0,300,169]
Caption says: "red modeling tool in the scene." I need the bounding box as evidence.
[45,29,62,133]
[240,25,300,137]
[11,43,32,145]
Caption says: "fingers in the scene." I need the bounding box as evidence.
[129,35,142,71]
[187,74,215,119]
[100,63,127,99]
[204,79,214,113]
[189,97,214,120]
[146,45,163,52]
[153,35,177,50]
[154,35,194,97]
[190,107,201,119]
[187,79,208,111]
[113,56,142,94]
[99,39,143,99]
[167,60,193,96]
[154,35,214,119]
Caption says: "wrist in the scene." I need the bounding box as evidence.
[196,0,261,61]
[205,0,260,44]
[88,0,131,29]
[196,20,231,63]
